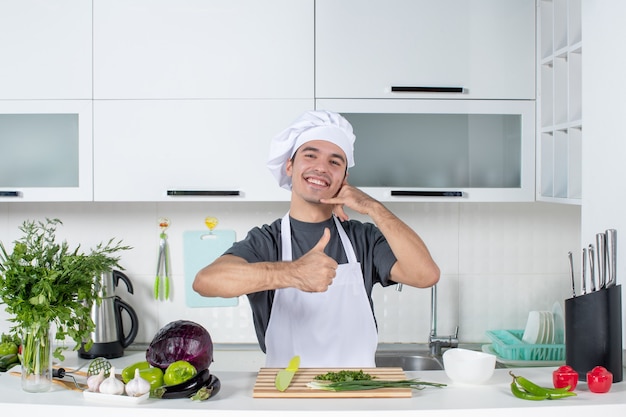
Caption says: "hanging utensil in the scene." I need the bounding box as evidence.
[155,217,171,301]
[201,216,219,240]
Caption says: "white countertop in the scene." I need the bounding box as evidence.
[2,350,626,417]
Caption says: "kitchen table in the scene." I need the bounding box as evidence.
[1,351,625,417]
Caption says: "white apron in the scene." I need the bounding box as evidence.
[264,213,378,368]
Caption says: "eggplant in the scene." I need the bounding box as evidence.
[153,368,220,400]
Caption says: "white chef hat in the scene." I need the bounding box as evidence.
[267,110,355,190]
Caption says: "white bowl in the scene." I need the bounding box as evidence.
[442,348,496,384]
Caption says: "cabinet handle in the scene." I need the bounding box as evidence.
[0,191,20,197]
[391,86,464,93]
[167,190,240,197]
[391,191,463,197]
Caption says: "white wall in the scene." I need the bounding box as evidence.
[581,1,626,339]
[0,201,580,351]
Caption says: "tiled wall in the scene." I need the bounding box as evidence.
[0,201,580,350]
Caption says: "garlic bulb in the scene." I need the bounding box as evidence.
[125,368,151,397]
[98,366,125,395]
[87,369,105,392]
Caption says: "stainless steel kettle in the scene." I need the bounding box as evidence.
[78,270,139,359]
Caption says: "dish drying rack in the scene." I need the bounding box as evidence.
[486,330,565,362]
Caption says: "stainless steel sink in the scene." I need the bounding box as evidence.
[375,351,443,371]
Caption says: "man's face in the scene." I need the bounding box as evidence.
[286,140,348,203]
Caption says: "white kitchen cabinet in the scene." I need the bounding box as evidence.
[537,0,582,204]
[317,99,536,202]
[93,0,313,100]
[0,100,93,202]
[93,99,312,202]
[0,0,91,99]
[315,0,536,100]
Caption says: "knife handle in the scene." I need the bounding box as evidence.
[582,248,587,294]
[596,233,607,289]
[588,244,596,292]
[606,229,617,287]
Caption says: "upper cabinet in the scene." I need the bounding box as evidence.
[0,100,94,202]
[315,0,536,100]
[93,0,313,99]
[0,0,92,99]
[537,0,582,204]
[91,0,314,202]
[317,99,536,202]
[93,99,310,202]
[0,0,93,202]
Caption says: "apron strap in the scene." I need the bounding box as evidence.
[281,212,357,264]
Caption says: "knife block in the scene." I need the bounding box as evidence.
[564,285,623,382]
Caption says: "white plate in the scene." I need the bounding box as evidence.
[552,301,565,344]
[522,311,542,344]
[481,344,565,367]
[546,311,554,344]
[83,391,149,404]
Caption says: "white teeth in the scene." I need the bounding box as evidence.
[307,178,327,186]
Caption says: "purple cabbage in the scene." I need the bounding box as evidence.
[146,320,213,371]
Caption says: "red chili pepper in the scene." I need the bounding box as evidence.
[587,366,613,393]
[553,365,578,391]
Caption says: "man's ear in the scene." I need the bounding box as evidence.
[285,158,293,177]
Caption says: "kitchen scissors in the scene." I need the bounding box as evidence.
[154,217,171,300]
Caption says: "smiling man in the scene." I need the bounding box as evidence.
[193,110,439,368]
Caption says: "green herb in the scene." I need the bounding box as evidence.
[0,218,131,362]
[314,370,375,382]
[307,379,447,391]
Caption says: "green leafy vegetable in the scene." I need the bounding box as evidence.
[0,218,131,362]
[307,379,447,391]
[314,370,375,382]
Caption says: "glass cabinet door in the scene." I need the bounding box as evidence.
[316,99,535,202]
[0,100,93,201]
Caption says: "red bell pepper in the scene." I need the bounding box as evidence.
[553,365,578,391]
[587,366,613,393]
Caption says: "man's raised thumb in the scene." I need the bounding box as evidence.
[312,227,331,252]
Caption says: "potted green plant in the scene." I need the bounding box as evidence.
[0,218,131,392]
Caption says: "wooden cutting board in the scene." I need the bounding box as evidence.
[253,367,412,398]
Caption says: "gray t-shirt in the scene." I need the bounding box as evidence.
[225,216,397,352]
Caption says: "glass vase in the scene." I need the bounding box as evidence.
[20,323,52,393]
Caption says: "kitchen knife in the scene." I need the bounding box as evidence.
[568,251,576,298]
[596,233,607,289]
[581,247,587,295]
[588,244,596,292]
[606,229,617,288]
[275,355,300,392]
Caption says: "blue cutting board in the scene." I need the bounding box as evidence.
[183,229,238,307]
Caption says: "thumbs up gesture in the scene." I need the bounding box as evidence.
[292,228,338,292]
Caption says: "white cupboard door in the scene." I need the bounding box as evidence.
[316,0,535,100]
[0,100,93,202]
[93,100,312,201]
[0,0,91,99]
[93,0,314,99]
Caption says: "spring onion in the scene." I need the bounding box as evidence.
[306,379,446,391]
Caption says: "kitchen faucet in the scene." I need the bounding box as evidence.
[395,282,459,356]
[428,285,459,356]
